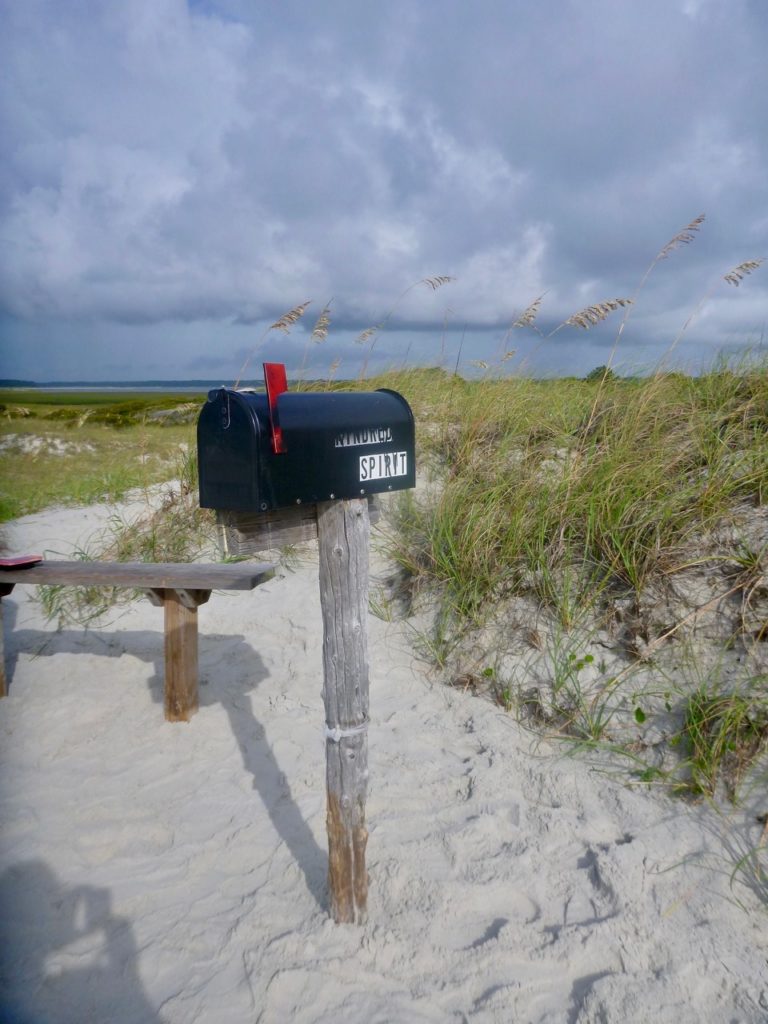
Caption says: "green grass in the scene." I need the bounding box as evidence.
[385,364,768,626]
[0,391,205,521]
[675,685,768,800]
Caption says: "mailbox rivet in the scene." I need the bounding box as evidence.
[360,489,365,495]
[296,499,302,505]
[260,502,267,510]
[329,493,335,500]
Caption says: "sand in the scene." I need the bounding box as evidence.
[1,498,767,1023]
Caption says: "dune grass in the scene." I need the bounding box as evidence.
[35,446,218,626]
[372,361,768,812]
[382,363,767,623]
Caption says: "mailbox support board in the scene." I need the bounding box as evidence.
[215,498,381,556]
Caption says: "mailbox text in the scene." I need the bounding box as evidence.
[359,451,408,481]
[335,426,393,448]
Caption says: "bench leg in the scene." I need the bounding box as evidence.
[163,590,199,722]
[0,597,6,698]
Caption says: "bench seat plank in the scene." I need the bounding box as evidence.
[0,560,274,590]
[0,560,276,716]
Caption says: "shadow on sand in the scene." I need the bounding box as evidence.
[0,860,163,1024]
[3,599,327,910]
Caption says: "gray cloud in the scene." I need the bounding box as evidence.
[0,0,765,380]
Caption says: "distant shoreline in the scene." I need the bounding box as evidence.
[0,379,235,392]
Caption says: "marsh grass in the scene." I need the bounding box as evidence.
[0,392,203,521]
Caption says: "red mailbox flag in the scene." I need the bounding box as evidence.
[263,362,288,454]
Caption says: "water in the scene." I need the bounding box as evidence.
[0,379,251,393]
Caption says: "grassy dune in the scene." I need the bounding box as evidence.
[371,364,767,814]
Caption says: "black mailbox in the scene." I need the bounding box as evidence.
[197,364,415,512]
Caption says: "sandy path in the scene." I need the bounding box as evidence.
[1,499,766,1023]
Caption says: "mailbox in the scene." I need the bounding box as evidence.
[197,363,416,512]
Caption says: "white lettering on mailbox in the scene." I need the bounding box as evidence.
[359,451,408,481]
[334,426,393,448]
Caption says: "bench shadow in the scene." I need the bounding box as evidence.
[0,859,163,1024]
[2,600,327,911]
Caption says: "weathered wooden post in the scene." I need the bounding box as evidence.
[317,498,370,923]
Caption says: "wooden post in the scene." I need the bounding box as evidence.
[0,586,12,698]
[0,600,5,699]
[162,589,201,722]
[317,498,370,924]
[147,587,211,722]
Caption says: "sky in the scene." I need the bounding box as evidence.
[0,0,766,382]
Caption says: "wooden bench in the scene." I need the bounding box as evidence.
[0,560,275,721]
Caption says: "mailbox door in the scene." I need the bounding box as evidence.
[274,389,415,504]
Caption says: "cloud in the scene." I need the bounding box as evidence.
[0,0,765,379]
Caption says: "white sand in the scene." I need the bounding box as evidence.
[1,500,767,1023]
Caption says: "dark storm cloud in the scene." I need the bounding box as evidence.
[0,0,765,380]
